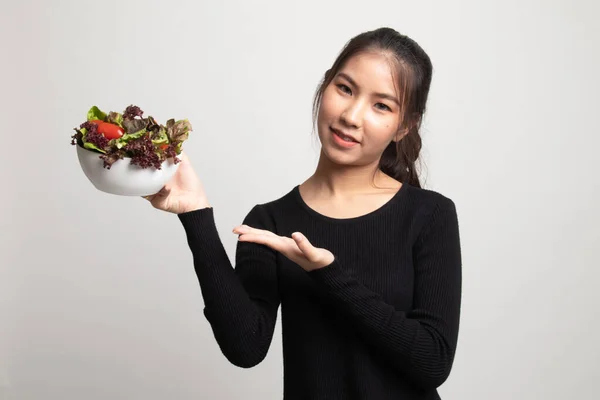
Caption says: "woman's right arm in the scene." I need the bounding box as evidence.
[178,204,280,368]
[143,153,280,368]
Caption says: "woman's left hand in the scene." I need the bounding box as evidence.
[232,225,335,272]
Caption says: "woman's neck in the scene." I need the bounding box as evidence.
[302,151,399,199]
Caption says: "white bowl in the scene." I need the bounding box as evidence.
[76,144,180,196]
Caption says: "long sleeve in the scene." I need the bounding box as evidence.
[178,204,280,368]
[307,198,462,389]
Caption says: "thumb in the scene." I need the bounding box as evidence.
[292,232,320,262]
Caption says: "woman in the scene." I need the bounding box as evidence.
[145,27,462,400]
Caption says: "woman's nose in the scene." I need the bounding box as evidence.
[340,100,364,128]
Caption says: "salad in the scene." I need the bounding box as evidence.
[70,105,192,169]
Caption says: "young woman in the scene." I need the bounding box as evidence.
[145,27,462,400]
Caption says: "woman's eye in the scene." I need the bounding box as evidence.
[336,84,391,112]
[375,103,392,112]
[337,84,352,94]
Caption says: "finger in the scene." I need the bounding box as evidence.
[240,234,305,263]
[238,233,286,251]
[233,225,277,236]
[291,232,321,262]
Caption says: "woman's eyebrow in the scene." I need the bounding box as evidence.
[337,72,399,105]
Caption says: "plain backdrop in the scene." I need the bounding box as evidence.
[1,0,599,399]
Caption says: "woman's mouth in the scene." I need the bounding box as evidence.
[331,128,359,148]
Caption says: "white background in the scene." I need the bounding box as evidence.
[1,0,599,398]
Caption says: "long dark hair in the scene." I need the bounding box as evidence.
[312,27,433,188]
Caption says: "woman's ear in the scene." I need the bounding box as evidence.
[393,114,420,142]
[393,127,410,143]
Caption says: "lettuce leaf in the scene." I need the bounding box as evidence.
[87,106,107,122]
[107,111,124,127]
[114,128,147,149]
[122,118,148,134]
[166,119,191,153]
[151,126,169,145]
[84,141,107,153]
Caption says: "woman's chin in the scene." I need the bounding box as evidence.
[320,145,361,166]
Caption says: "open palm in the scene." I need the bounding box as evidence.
[233,225,335,272]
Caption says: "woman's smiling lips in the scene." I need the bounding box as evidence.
[331,127,359,148]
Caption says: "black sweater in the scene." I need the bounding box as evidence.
[178,183,462,399]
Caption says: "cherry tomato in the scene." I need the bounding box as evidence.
[159,144,169,150]
[97,122,124,139]
[87,120,123,139]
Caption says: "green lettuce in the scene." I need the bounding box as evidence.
[87,106,107,122]
[84,141,107,153]
[151,126,169,145]
[114,128,147,149]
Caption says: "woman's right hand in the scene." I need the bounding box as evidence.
[143,152,211,214]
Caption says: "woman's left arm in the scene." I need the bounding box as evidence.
[233,198,462,390]
[308,199,462,390]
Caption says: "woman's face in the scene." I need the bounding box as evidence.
[317,52,404,167]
